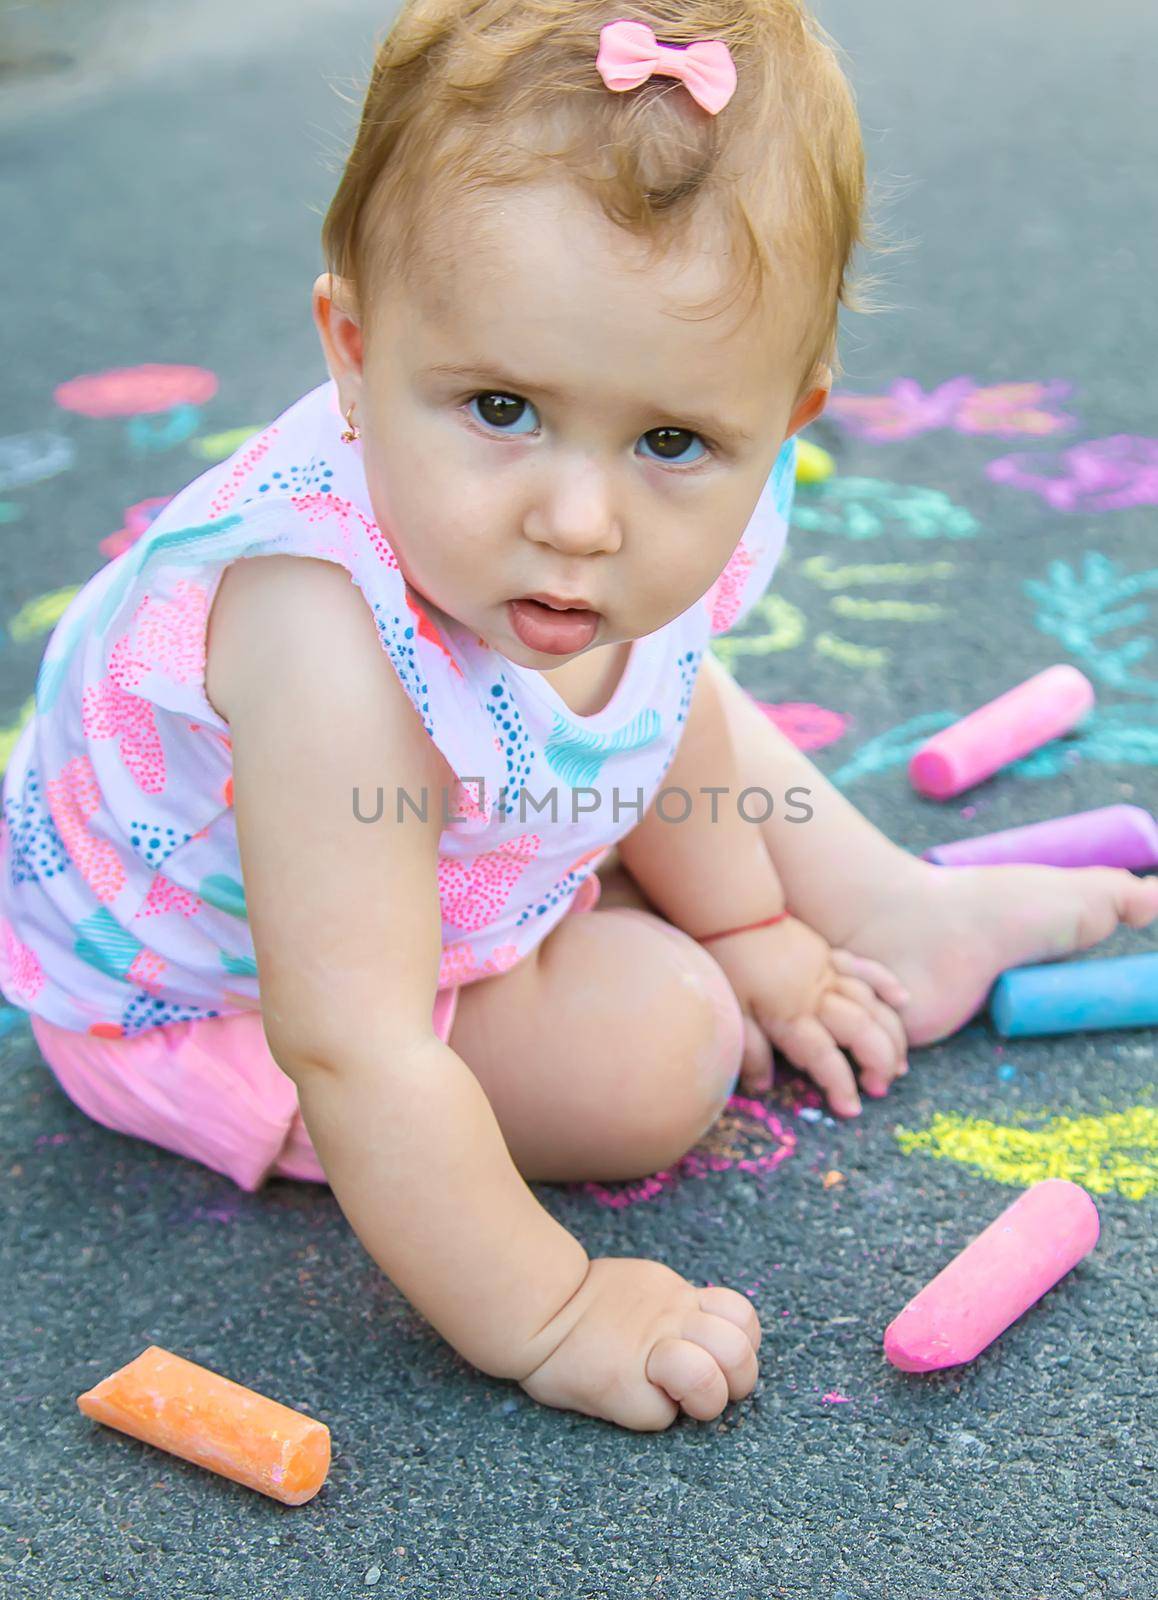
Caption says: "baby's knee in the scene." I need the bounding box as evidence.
[667,940,746,1130]
[621,922,745,1170]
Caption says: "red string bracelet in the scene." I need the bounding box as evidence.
[697,909,791,945]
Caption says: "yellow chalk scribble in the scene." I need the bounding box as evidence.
[8,587,82,644]
[830,597,945,622]
[710,593,806,668]
[813,632,889,669]
[795,439,835,484]
[800,556,957,589]
[0,696,36,775]
[190,426,262,462]
[895,1105,1158,1201]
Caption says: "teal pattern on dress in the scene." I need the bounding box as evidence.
[544,709,663,788]
[198,874,248,918]
[221,951,259,977]
[770,436,797,518]
[37,513,255,713]
[74,907,143,980]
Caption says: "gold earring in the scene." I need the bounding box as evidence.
[340,402,361,444]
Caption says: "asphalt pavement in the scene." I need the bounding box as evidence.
[1,3,1155,1596]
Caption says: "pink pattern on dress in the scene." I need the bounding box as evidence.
[45,756,126,903]
[406,591,465,681]
[82,658,167,795]
[452,778,489,825]
[206,428,279,519]
[287,491,389,565]
[126,948,167,993]
[0,915,45,1002]
[438,835,541,933]
[438,941,524,987]
[706,540,756,634]
[134,873,202,922]
[112,580,209,691]
[567,845,613,876]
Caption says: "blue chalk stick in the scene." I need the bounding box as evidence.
[991,953,1158,1038]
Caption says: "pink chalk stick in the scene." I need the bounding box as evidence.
[923,803,1158,869]
[883,1179,1100,1373]
[908,665,1096,800]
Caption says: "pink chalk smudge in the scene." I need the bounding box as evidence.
[99,496,174,559]
[986,435,1158,512]
[828,378,1076,443]
[750,699,852,752]
[578,1094,796,1208]
[55,364,218,418]
[822,1392,853,1404]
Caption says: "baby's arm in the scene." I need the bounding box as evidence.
[616,655,788,940]
[212,554,587,1375]
[616,659,908,1109]
[208,555,761,1427]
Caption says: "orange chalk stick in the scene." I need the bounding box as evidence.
[76,1345,331,1505]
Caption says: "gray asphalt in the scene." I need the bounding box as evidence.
[1,3,1155,1597]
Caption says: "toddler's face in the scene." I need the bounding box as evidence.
[314,180,827,670]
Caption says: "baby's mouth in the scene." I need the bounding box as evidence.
[508,596,601,656]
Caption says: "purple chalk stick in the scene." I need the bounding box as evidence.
[923,804,1158,870]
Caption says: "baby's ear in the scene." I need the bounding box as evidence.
[312,274,365,384]
[785,364,832,438]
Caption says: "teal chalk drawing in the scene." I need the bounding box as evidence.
[1010,704,1158,775]
[221,952,259,977]
[0,432,75,492]
[126,404,203,455]
[198,874,248,918]
[0,1006,29,1039]
[0,502,23,524]
[792,478,980,542]
[74,908,142,979]
[36,513,256,714]
[830,704,1158,789]
[828,713,954,788]
[1025,552,1158,699]
[543,708,662,788]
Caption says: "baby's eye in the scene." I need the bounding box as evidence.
[465,393,712,468]
[637,427,710,467]
[469,392,538,436]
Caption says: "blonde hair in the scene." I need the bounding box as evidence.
[321,1,868,378]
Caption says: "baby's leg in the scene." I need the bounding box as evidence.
[448,907,745,1183]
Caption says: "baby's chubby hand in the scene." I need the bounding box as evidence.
[518,1257,761,1431]
[706,915,911,1117]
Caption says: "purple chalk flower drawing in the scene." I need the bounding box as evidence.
[987,436,1158,512]
[828,379,1076,443]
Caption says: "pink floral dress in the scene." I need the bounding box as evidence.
[0,379,795,1038]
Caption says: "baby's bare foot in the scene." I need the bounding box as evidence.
[839,863,1158,1047]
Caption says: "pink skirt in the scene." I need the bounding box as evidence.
[29,872,603,1193]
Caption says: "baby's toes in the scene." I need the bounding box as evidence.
[1121,871,1158,930]
[1078,868,1158,943]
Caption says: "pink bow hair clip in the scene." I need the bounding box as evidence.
[595,18,738,115]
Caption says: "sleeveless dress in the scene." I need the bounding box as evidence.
[0,376,796,1188]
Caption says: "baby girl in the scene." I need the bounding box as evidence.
[2,2,1155,1433]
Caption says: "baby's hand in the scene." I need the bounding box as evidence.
[707,915,910,1116]
[517,1257,761,1431]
